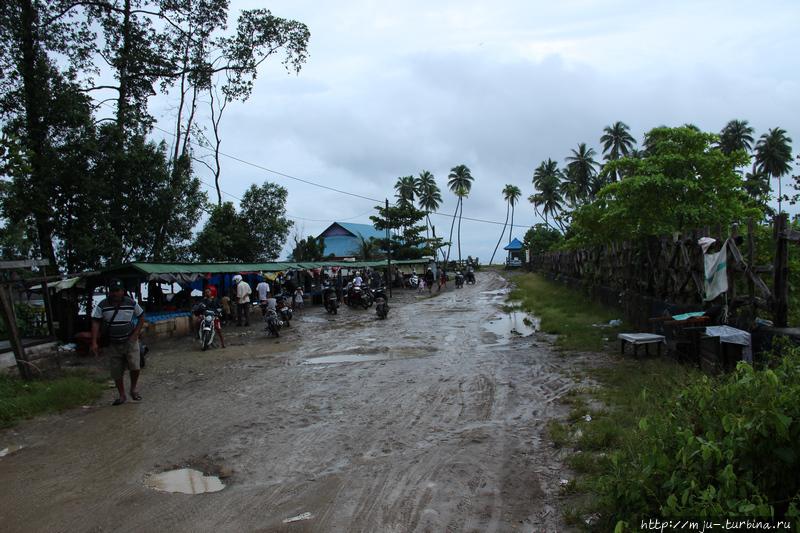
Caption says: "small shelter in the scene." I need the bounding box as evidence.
[317,222,385,259]
[504,238,525,268]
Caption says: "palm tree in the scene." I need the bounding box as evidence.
[600,121,636,181]
[416,170,444,260]
[564,143,599,204]
[530,159,565,232]
[719,119,755,156]
[755,128,793,213]
[446,164,474,263]
[394,175,417,206]
[489,185,522,264]
[353,235,377,260]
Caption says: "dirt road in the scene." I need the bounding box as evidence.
[0,271,577,532]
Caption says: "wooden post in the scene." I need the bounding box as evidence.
[747,219,756,316]
[728,225,738,304]
[773,214,789,327]
[0,284,32,380]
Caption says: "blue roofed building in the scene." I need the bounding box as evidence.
[504,237,525,268]
[317,222,386,259]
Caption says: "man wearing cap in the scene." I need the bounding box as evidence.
[90,279,146,406]
[234,274,252,327]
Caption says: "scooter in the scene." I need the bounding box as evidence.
[264,307,281,337]
[374,288,389,319]
[323,286,339,314]
[455,271,465,288]
[406,274,419,289]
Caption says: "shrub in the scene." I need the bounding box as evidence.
[598,343,800,528]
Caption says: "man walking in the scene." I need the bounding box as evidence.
[256,276,270,316]
[234,274,252,327]
[90,279,145,406]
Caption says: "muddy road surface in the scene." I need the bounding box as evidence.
[1,271,578,532]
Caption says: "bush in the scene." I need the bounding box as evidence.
[598,343,800,528]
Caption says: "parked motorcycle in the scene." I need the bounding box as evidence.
[264,307,281,337]
[323,285,339,314]
[406,274,419,289]
[455,271,465,288]
[374,288,389,319]
[194,304,222,350]
[276,294,293,327]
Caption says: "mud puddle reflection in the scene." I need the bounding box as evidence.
[302,354,386,365]
[302,346,436,365]
[484,310,539,345]
[145,468,225,494]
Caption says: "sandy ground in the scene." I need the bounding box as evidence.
[0,271,580,532]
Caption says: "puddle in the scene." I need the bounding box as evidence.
[302,354,387,365]
[483,311,539,344]
[0,445,24,458]
[300,316,329,323]
[145,468,225,494]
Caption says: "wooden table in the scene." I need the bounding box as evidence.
[618,333,666,358]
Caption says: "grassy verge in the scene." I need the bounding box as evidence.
[509,272,624,351]
[0,371,106,428]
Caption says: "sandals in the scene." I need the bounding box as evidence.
[130,392,142,401]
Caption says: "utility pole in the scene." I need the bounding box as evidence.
[386,198,392,298]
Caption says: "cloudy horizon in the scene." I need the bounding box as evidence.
[149,0,800,262]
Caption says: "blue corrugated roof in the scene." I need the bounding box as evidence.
[336,222,385,241]
[504,238,524,251]
[322,236,364,258]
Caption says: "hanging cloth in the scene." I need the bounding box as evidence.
[703,239,729,301]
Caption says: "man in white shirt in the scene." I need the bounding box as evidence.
[235,275,252,326]
[353,272,363,287]
[256,277,270,315]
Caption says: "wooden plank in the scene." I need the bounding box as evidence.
[0,284,32,380]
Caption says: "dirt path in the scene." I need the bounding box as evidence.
[0,271,578,532]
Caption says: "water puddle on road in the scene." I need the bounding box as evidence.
[302,354,387,365]
[484,311,539,344]
[145,468,225,494]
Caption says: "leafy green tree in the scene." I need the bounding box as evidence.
[446,164,474,263]
[239,181,293,261]
[370,201,441,260]
[290,235,325,262]
[600,121,636,182]
[489,184,522,264]
[523,224,563,255]
[755,127,793,214]
[352,235,378,261]
[569,126,753,246]
[191,202,250,262]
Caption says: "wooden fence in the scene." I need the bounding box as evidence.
[529,215,793,329]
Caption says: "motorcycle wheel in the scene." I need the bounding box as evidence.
[202,330,212,351]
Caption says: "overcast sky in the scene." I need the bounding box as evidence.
[151,0,800,262]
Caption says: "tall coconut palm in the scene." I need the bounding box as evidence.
[755,127,793,213]
[446,164,474,263]
[489,184,522,264]
[530,160,565,232]
[719,119,755,156]
[394,175,417,206]
[416,170,444,259]
[564,143,599,204]
[600,121,636,182]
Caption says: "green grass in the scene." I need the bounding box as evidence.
[509,273,624,351]
[0,371,106,428]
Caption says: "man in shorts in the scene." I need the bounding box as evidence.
[90,279,146,406]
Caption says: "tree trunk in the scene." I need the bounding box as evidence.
[115,0,132,135]
[509,204,515,244]
[457,197,463,263]
[19,0,57,272]
[489,202,509,264]
[445,199,459,263]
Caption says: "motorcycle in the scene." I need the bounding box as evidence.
[345,285,374,309]
[374,288,389,319]
[276,295,293,327]
[264,307,281,337]
[466,270,476,285]
[455,271,465,288]
[194,304,222,351]
[406,274,419,289]
[323,286,339,314]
